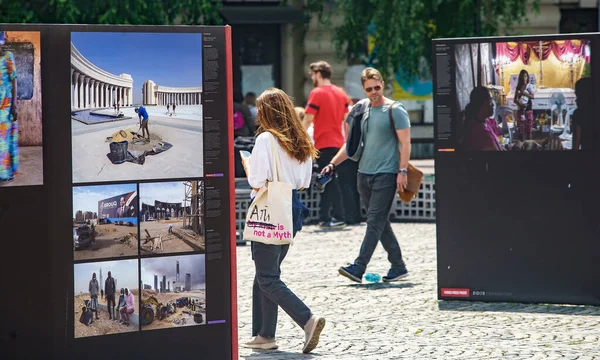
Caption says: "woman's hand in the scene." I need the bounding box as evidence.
[397,173,407,192]
[241,157,251,176]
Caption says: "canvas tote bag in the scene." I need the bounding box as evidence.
[243,134,294,245]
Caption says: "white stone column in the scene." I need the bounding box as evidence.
[77,75,83,109]
[90,80,95,108]
[129,87,133,106]
[87,78,93,108]
[70,69,74,109]
[101,83,105,108]
[94,82,99,108]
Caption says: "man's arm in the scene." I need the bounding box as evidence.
[320,143,349,174]
[303,113,314,131]
[396,128,411,171]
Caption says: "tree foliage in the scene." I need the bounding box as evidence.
[304,0,540,82]
[0,0,223,26]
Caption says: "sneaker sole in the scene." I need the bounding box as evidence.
[382,272,409,282]
[303,317,326,354]
[243,342,279,350]
[338,268,362,283]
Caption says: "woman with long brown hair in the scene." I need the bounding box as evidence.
[243,88,326,353]
[514,69,535,141]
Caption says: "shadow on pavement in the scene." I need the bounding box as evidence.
[438,300,600,316]
[346,282,416,290]
[241,349,321,359]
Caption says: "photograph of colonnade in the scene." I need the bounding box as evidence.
[70,32,203,184]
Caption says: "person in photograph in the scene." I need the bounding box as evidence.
[135,106,150,140]
[514,69,536,141]
[115,288,126,322]
[572,77,596,151]
[105,271,116,320]
[119,287,134,326]
[88,273,100,320]
[172,103,176,116]
[166,103,170,115]
[464,87,505,151]
[79,300,94,326]
[116,196,134,218]
[0,31,19,184]
[242,88,326,354]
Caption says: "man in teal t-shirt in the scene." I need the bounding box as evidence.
[321,67,412,283]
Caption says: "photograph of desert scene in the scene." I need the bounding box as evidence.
[72,183,139,261]
[139,180,204,255]
[140,254,206,331]
[74,259,139,338]
[70,32,203,184]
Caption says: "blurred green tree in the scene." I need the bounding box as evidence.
[302,0,540,81]
[0,0,223,26]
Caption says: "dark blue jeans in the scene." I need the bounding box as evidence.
[251,190,311,338]
[354,173,405,272]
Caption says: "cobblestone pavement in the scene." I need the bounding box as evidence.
[236,223,600,359]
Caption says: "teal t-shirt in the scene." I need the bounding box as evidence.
[356,102,411,174]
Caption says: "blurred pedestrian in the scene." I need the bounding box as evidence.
[303,61,348,228]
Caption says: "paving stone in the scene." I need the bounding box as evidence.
[237,224,600,359]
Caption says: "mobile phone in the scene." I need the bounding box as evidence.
[239,150,251,159]
[314,173,332,193]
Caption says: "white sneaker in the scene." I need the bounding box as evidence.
[303,316,326,353]
[243,336,278,350]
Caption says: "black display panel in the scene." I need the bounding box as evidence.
[433,33,600,306]
[0,24,236,359]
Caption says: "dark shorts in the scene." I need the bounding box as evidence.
[106,294,116,306]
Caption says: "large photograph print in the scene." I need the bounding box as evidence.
[72,183,139,261]
[454,39,592,151]
[139,180,205,255]
[0,30,43,187]
[140,254,206,331]
[70,32,203,184]
[74,259,139,338]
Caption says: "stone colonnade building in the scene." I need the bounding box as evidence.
[143,80,202,106]
[70,43,134,110]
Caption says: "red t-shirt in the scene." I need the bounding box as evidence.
[305,84,349,149]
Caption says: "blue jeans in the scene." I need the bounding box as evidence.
[90,295,98,312]
[251,190,311,338]
[354,173,405,272]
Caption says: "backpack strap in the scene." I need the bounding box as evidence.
[388,101,401,144]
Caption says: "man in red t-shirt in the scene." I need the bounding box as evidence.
[303,61,349,228]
